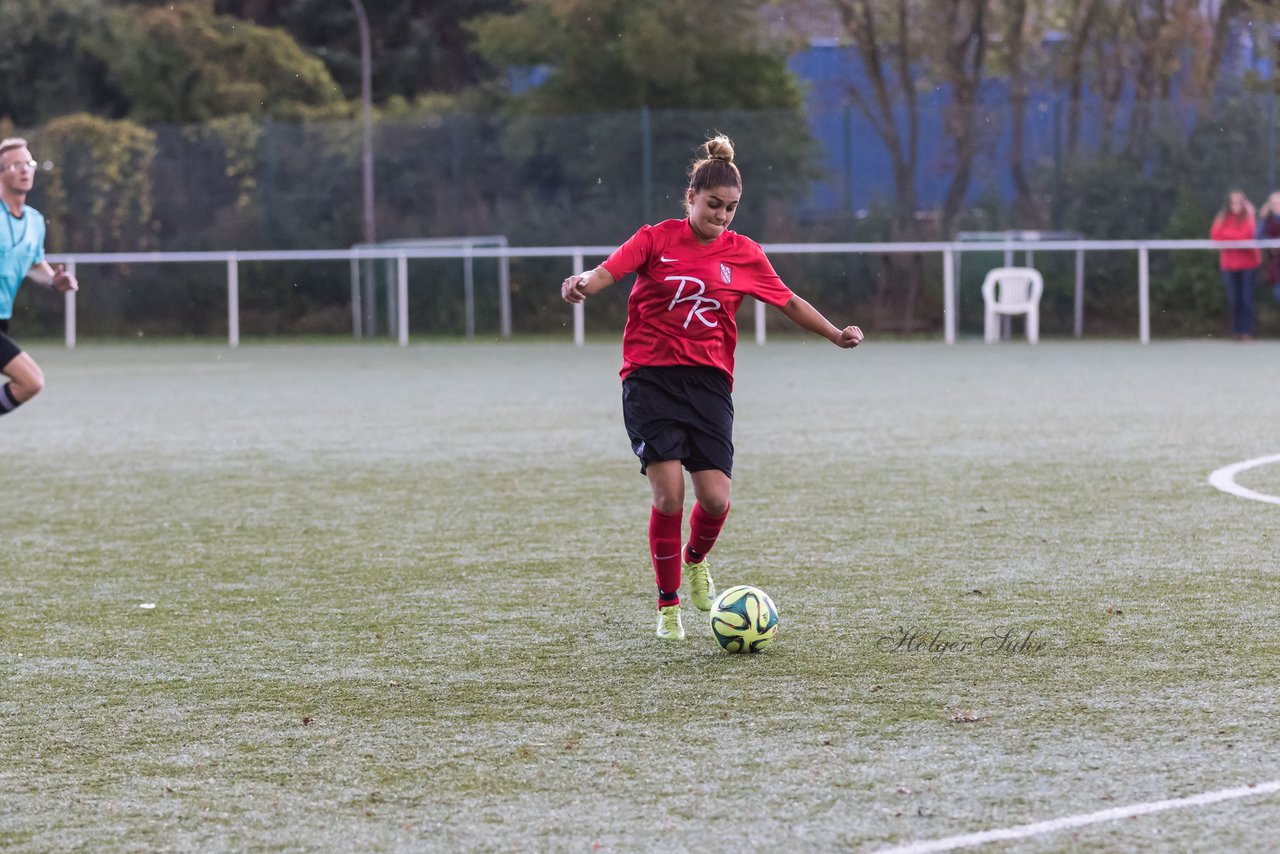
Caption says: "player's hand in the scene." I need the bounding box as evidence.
[834,325,863,348]
[561,274,589,304]
[51,264,78,294]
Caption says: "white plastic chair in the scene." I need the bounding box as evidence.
[981,267,1044,344]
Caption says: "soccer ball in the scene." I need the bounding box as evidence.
[709,585,779,653]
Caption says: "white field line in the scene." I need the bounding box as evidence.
[876,779,1280,854]
[1208,454,1280,506]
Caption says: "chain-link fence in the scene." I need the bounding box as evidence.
[12,95,1280,338]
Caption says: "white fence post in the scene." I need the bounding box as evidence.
[1138,245,1150,345]
[943,247,956,345]
[1074,248,1084,339]
[64,258,77,349]
[463,246,475,339]
[227,255,239,349]
[755,300,766,345]
[350,256,362,340]
[572,250,585,346]
[397,253,409,346]
[498,247,512,338]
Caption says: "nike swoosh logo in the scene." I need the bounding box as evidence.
[654,552,680,561]
[660,256,678,263]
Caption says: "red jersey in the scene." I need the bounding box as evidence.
[1210,213,1261,270]
[601,218,794,385]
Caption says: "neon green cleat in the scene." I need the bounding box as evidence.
[656,605,685,640]
[686,559,715,612]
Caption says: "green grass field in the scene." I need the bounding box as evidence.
[3,338,1280,852]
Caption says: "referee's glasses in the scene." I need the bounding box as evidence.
[2,160,37,172]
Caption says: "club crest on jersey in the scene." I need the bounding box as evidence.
[720,263,732,284]
[664,275,721,329]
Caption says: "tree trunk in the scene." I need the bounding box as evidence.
[938,0,988,237]
[1004,0,1043,227]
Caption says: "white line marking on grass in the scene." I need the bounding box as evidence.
[875,779,1280,854]
[875,783,1280,854]
[1209,453,1280,506]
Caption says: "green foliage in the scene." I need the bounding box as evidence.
[1043,95,1276,335]
[0,0,126,125]
[468,0,805,112]
[462,0,815,269]
[89,1,344,124]
[30,114,157,252]
[183,116,266,212]
[1050,97,1270,242]
[485,106,820,248]
[1,0,346,126]
[215,0,516,100]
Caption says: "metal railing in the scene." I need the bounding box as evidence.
[47,238,1278,348]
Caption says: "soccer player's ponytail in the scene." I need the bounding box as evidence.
[688,134,742,201]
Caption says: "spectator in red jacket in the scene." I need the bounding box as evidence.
[1210,190,1260,341]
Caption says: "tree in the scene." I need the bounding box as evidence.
[467,0,806,112]
[997,0,1048,226]
[456,0,818,249]
[1054,0,1104,155]
[91,1,346,124]
[29,114,157,252]
[1,0,346,127]
[830,0,923,239]
[1199,0,1249,95]
[214,0,518,102]
[0,0,127,125]
[824,0,992,236]
[1054,0,1254,154]
[935,0,991,236]
[824,0,992,327]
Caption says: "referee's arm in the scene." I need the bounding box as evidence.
[26,261,78,293]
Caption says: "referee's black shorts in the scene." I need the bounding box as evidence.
[0,320,21,368]
[621,365,734,477]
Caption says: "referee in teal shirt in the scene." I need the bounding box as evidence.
[1,137,78,419]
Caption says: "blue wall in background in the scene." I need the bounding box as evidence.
[788,43,1064,218]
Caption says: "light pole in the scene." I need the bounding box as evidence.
[351,0,374,244]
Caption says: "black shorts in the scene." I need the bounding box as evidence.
[0,320,20,369]
[622,365,734,477]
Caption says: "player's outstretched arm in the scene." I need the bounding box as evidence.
[778,295,863,348]
[561,266,616,304]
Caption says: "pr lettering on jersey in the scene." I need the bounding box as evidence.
[720,263,732,284]
[665,275,721,329]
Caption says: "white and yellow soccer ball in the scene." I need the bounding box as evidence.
[709,585,778,653]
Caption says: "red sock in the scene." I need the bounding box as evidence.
[649,506,683,607]
[684,501,729,563]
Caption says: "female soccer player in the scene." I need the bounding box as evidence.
[561,135,863,640]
